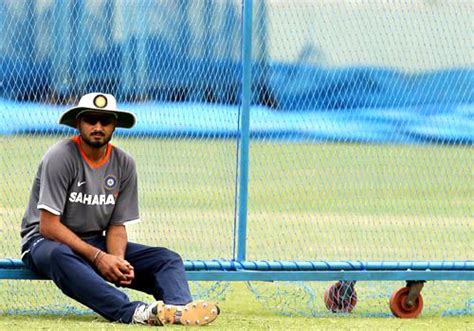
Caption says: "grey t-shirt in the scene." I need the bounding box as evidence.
[21,135,140,248]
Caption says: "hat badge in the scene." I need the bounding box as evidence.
[93,95,108,108]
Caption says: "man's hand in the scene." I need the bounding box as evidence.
[119,265,135,287]
[95,252,135,286]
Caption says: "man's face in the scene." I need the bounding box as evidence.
[77,113,117,148]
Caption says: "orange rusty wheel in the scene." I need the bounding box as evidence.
[389,287,424,318]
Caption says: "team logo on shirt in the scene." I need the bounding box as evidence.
[104,175,117,190]
[69,192,116,205]
[67,174,118,206]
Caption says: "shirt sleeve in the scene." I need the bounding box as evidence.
[109,156,140,225]
[37,149,73,215]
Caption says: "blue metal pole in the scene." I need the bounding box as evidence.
[236,0,253,261]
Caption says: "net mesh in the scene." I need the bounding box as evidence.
[0,0,472,317]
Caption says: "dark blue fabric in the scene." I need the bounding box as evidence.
[22,235,192,323]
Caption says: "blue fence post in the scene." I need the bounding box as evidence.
[134,2,148,98]
[71,0,85,94]
[51,1,75,96]
[236,0,253,262]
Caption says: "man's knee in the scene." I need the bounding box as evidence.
[161,248,184,265]
[39,242,80,268]
[44,244,85,273]
[147,247,185,272]
[49,244,75,262]
[126,244,186,272]
[29,240,79,277]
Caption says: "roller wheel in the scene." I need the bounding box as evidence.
[389,287,424,318]
[324,281,357,313]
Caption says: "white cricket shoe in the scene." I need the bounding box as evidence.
[133,300,220,326]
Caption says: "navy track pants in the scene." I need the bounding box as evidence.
[22,235,193,323]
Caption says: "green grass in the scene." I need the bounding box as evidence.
[0,283,473,330]
[2,136,470,260]
[0,135,473,327]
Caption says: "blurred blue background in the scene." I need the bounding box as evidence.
[0,0,472,144]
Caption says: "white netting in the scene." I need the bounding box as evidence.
[0,0,472,317]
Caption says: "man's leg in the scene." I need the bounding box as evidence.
[124,242,192,305]
[123,242,219,326]
[24,236,143,323]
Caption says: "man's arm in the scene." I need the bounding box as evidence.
[39,209,99,262]
[105,224,134,286]
[39,210,132,285]
[106,224,128,258]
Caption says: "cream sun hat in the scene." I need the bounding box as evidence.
[59,92,136,128]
